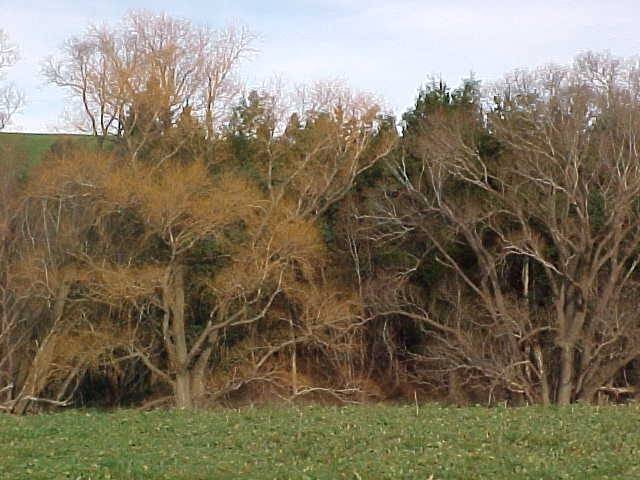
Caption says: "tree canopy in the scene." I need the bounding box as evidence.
[2,13,640,411]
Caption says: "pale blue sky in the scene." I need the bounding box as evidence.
[1,0,639,132]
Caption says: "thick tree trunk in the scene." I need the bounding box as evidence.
[174,371,193,409]
[557,344,574,405]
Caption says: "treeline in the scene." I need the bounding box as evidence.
[2,12,640,412]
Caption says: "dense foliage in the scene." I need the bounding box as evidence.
[3,13,640,411]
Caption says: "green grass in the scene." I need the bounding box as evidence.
[0,132,96,169]
[0,132,66,165]
[1,405,639,479]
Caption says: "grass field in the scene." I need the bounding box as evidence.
[0,132,68,165]
[1,404,639,479]
[0,132,96,172]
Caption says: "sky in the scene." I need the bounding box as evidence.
[1,0,639,132]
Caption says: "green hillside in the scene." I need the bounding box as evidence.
[0,132,92,167]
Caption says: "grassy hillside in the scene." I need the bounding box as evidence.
[1,404,639,479]
[0,132,93,168]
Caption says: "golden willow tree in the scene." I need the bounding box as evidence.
[7,12,396,411]
[14,149,283,409]
[13,116,393,409]
[369,53,640,405]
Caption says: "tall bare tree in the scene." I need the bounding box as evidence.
[370,53,640,405]
[44,11,255,158]
[0,29,23,130]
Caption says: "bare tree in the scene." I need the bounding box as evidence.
[0,29,24,130]
[12,75,393,408]
[238,79,396,217]
[44,11,255,157]
[201,24,257,138]
[226,81,396,400]
[370,53,640,405]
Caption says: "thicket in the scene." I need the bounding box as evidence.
[3,12,640,411]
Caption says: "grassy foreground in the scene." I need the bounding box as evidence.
[1,405,639,479]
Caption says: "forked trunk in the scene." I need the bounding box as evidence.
[191,347,212,407]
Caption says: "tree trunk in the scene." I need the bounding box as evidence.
[174,370,193,409]
[532,344,551,406]
[170,264,194,409]
[13,283,69,414]
[557,344,574,405]
[160,263,195,409]
[448,370,466,405]
[191,347,212,407]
